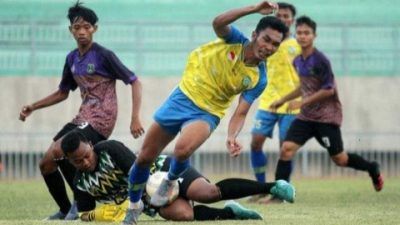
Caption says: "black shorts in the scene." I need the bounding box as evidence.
[178,167,207,199]
[285,119,344,156]
[53,122,106,144]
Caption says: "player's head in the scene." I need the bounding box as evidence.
[277,2,296,28]
[251,16,288,61]
[68,1,98,47]
[61,130,96,172]
[295,16,317,49]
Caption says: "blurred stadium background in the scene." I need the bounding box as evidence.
[1,0,399,179]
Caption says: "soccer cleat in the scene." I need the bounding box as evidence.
[369,162,384,192]
[43,211,66,220]
[122,201,144,225]
[270,179,295,203]
[150,178,178,207]
[64,201,79,220]
[224,200,263,220]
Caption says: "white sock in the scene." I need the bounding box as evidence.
[128,201,142,209]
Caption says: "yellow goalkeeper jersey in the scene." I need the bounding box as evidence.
[258,37,301,114]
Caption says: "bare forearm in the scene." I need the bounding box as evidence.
[302,89,335,106]
[30,90,69,110]
[130,80,142,120]
[228,114,246,139]
[280,86,302,103]
[213,5,258,37]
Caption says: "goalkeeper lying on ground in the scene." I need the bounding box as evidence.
[60,130,295,222]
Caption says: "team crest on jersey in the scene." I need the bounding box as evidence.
[288,46,296,55]
[242,75,251,88]
[87,63,95,74]
[227,51,236,61]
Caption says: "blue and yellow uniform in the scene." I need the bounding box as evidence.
[252,37,301,139]
[155,26,267,134]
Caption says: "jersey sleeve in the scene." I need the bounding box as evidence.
[96,140,136,175]
[103,50,137,85]
[74,174,96,212]
[241,63,268,104]
[222,25,249,45]
[58,56,78,91]
[319,58,335,89]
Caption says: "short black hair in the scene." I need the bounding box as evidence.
[61,130,89,156]
[278,2,296,17]
[296,15,317,33]
[67,1,98,26]
[255,16,288,41]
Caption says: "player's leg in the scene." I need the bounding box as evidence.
[315,123,384,192]
[124,122,176,225]
[277,114,297,174]
[39,123,78,220]
[151,120,211,207]
[250,110,277,184]
[275,119,313,182]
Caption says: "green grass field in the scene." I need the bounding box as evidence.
[0,178,399,225]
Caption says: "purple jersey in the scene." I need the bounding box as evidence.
[293,49,342,126]
[59,43,137,138]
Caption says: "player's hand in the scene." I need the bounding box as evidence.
[226,137,242,157]
[287,100,302,113]
[19,105,34,121]
[254,1,278,15]
[130,118,145,139]
[269,100,285,112]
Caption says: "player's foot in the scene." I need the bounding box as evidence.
[224,200,263,220]
[270,179,295,203]
[150,178,178,207]
[64,201,79,220]
[369,162,384,192]
[122,201,143,225]
[246,194,267,203]
[43,211,66,220]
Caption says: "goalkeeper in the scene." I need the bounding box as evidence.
[60,130,295,222]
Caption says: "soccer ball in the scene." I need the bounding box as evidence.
[145,171,179,204]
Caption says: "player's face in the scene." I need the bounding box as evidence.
[69,18,97,47]
[276,8,294,28]
[252,27,283,61]
[296,24,315,49]
[67,142,97,172]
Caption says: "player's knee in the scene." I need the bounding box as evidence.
[331,156,347,167]
[250,140,263,151]
[39,157,57,174]
[174,145,192,161]
[280,144,295,160]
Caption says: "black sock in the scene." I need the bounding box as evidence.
[193,205,234,220]
[275,160,292,181]
[43,170,71,214]
[215,178,274,200]
[57,159,76,190]
[347,153,373,172]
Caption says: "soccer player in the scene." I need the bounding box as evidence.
[249,2,300,200]
[18,1,144,220]
[125,1,288,224]
[270,16,384,192]
[60,131,295,222]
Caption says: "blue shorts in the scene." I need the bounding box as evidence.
[154,87,220,135]
[251,109,296,141]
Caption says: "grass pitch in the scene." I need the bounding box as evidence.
[0,177,399,225]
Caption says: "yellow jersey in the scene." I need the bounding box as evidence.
[179,26,267,118]
[258,37,301,114]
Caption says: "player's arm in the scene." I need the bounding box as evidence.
[19,89,69,121]
[130,79,144,138]
[213,1,278,38]
[269,86,301,112]
[226,96,252,157]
